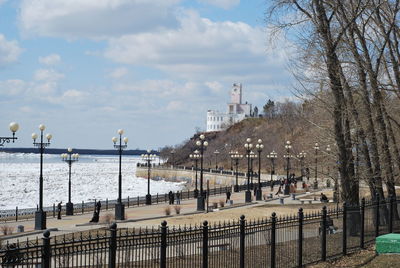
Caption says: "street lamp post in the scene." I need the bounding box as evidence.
[255,139,264,200]
[248,151,257,190]
[142,150,156,205]
[170,150,176,167]
[297,151,306,181]
[267,151,278,191]
[196,134,208,211]
[284,141,292,195]
[314,142,320,189]
[61,148,79,215]
[214,150,220,170]
[32,124,52,230]
[0,122,19,146]
[229,150,236,170]
[244,138,253,203]
[112,129,128,220]
[190,150,200,198]
[231,152,242,192]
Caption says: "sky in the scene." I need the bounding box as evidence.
[0,0,294,150]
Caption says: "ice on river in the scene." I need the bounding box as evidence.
[0,152,184,210]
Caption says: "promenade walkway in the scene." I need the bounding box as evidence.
[1,186,329,243]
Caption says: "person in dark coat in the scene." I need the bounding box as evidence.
[57,201,62,220]
[168,191,173,205]
[176,191,181,204]
[226,191,231,203]
[96,201,102,216]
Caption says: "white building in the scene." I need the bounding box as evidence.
[206,83,252,132]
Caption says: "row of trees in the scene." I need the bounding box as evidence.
[268,0,400,205]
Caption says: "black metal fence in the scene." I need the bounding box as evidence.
[0,184,236,222]
[1,196,398,267]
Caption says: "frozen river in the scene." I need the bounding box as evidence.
[0,152,184,210]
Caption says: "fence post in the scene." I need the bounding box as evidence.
[127,196,130,208]
[42,230,51,268]
[389,195,394,233]
[108,223,117,268]
[160,221,167,268]
[15,206,18,222]
[271,212,276,268]
[188,189,190,199]
[106,198,108,211]
[203,221,209,268]
[342,202,347,256]
[82,201,84,214]
[157,193,159,204]
[375,194,380,238]
[137,196,140,207]
[321,206,327,261]
[53,203,55,218]
[240,215,246,268]
[360,198,365,249]
[298,208,303,268]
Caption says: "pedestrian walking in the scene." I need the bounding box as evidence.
[168,191,173,205]
[176,191,181,204]
[57,201,62,220]
[226,191,231,203]
[96,200,102,216]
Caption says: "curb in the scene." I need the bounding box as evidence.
[2,227,58,240]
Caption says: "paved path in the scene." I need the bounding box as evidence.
[1,187,328,243]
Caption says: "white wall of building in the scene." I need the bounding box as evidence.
[206,83,252,132]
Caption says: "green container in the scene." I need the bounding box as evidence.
[376,233,400,254]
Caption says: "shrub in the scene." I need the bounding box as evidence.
[174,205,181,214]
[164,206,171,216]
[100,213,114,224]
[219,200,225,207]
[1,225,14,235]
[212,202,218,209]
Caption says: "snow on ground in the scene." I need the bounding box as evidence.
[0,153,184,209]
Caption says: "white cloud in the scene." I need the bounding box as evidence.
[19,0,181,39]
[205,81,223,94]
[0,34,23,65]
[0,79,26,95]
[166,100,185,111]
[34,69,64,81]
[109,67,128,79]
[104,11,291,83]
[39,54,61,65]
[198,0,240,9]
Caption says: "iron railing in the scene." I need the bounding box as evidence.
[1,196,398,267]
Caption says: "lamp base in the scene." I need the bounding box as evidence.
[256,188,262,201]
[245,191,252,203]
[194,189,199,198]
[66,202,74,216]
[35,211,47,230]
[146,194,152,205]
[234,184,239,192]
[197,196,205,211]
[115,203,125,220]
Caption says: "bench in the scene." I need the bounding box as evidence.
[209,243,230,251]
[319,217,337,235]
[199,243,230,251]
[299,199,313,204]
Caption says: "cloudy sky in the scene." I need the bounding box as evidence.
[0,0,294,150]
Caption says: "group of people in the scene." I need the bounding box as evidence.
[168,191,181,205]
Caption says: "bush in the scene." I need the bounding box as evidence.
[219,200,225,207]
[100,213,114,224]
[1,225,14,235]
[212,202,218,209]
[164,206,171,215]
[174,205,181,214]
